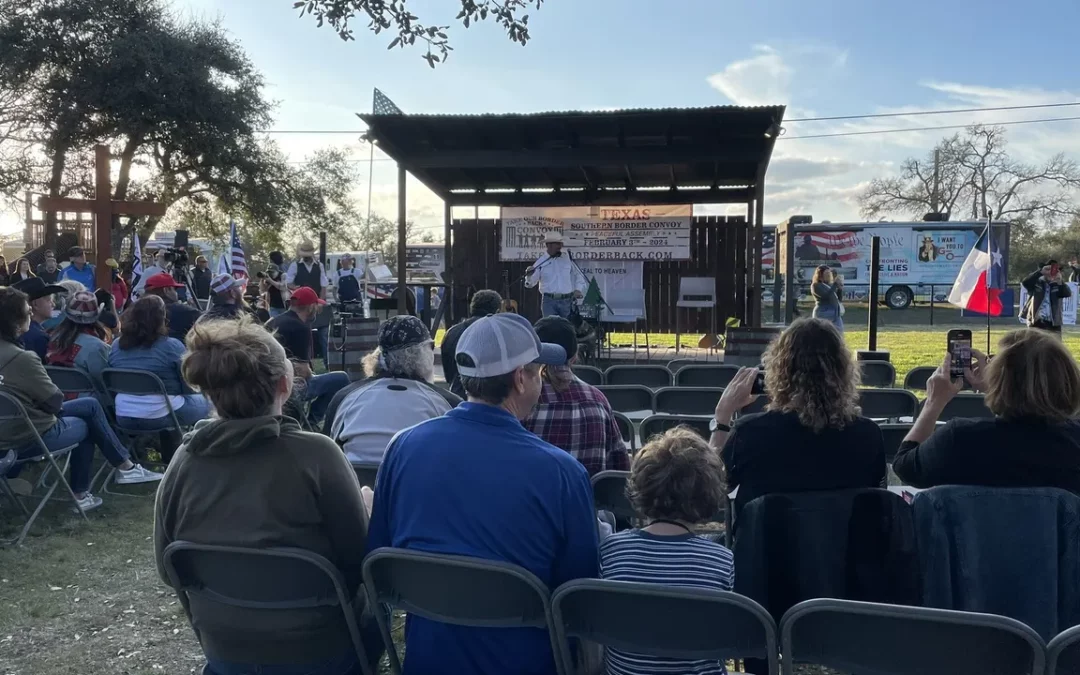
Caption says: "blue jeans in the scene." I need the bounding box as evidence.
[16,398,131,494]
[116,394,212,431]
[813,305,844,334]
[204,649,363,675]
[315,325,330,368]
[303,372,350,425]
[542,296,573,318]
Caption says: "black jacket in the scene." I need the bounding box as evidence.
[1022,269,1071,327]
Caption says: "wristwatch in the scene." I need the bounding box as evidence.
[709,418,731,434]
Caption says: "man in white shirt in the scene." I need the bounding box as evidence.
[525,231,587,318]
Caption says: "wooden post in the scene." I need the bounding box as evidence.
[753,180,766,327]
[443,199,452,324]
[397,165,408,314]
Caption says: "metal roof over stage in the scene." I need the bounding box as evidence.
[357,105,785,207]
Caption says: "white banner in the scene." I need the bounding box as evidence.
[500,205,692,262]
[1018,282,1078,325]
[577,260,644,322]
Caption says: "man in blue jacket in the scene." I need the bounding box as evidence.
[59,246,96,290]
[366,313,599,675]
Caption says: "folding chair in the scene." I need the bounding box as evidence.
[604,365,672,389]
[653,387,724,417]
[353,462,379,489]
[639,414,711,442]
[611,411,635,452]
[666,359,699,375]
[362,547,567,675]
[0,391,88,547]
[591,470,637,525]
[597,385,654,416]
[859,361,897,388]
[571,365,604,386]
[933,392,993,421]
[163,541,375,675]
[903,366,936,391]
[779,598,1045,675]
[100,368,178,494]
[675,364,742,388]
[879,423,913,464]
[859,388,918,421]
[552,579,779,675]
[1048,624,1080,675]
[45,365,101,398]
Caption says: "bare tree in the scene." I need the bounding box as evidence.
[858,125,1080,224]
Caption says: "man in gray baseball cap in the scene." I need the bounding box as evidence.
[365,312,599,675]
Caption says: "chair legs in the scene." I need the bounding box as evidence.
[1,448,86,547]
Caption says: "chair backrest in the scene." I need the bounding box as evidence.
[597,385,655,414]
[571,365,604,386]
[591,470,637,522]
[162,541,368,669]
[363,547,564,673]
[604,365,673,389]
[0,389,31,426]
[1048,624,1080,675]
[934,392,993,420]
[780,598,1045,675]
[45,365,98,395]
[666,359,698,375]
[639,414,711,443]
[552,579,779,674]
[352,463,379,489]
[859,361,897,388]
[611,411,635,451]
[675,364,742,388]
[858,388,918,420]
[101,368,170,396]
[654,387,724,416]
[903,366,936,391]
[878,423,913,463]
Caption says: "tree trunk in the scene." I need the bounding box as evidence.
[109,135,142,258]
[44,144,68,249]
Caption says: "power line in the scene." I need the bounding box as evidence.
[786,100,1080,123]
[781,114,1080,140]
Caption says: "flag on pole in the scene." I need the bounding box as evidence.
[217,253,230,276]
[130,233,144,296]
[229,219,248,279]
[948,223,1005,316]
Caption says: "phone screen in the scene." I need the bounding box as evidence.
[949,335,972,379]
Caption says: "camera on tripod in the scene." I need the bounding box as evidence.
[162,247,188,267]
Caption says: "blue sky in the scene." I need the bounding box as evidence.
[7,0,1079,237]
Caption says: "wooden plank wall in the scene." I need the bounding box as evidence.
[449,216,749,333]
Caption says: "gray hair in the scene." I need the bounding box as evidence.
[362,343,435,382]
[54,279,86,310]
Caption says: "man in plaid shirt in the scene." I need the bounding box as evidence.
[524,317,630,476]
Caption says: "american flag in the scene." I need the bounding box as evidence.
[761,230,775,266]
[796,231,861,262]
[373,88,403,115]
[229,219,247,279]
[131,232,144,293]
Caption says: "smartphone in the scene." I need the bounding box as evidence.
[752,367,766,395]
[947,329,972,379]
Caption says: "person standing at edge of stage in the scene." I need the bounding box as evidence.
[525,232,587,319]
[286,240,331,366]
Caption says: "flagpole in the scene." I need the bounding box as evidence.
[986,209,993,356]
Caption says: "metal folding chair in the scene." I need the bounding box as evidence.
[903,366,936,391]
[675,364,742,388]
[933,392,994,421]
[98,368,179,494]
[162,541,375,675]
[604,365,673,389]
[1048,624,1080,675]
[859,388,918,421]
[353,462,379,489]
[780,598,1045,675]
[654,387,724,416]
[362,547,567,675]
[45,365,101,398]
[591,470,637,526]
[552,579,779,675]
[0,391,88,547]
[597,385,655,416]
[611,411,635,452]
[571,365,604,386]
[639,414,711,442]
[665,359,699,375]
[859,361,897,388]
[878,423,913,464]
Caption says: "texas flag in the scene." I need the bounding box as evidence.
[948,225,1005,316]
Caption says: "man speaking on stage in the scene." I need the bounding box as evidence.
[525,231,588,318]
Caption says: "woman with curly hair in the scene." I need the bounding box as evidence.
[717,318,885,517]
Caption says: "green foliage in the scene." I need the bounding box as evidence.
[292,0,542,67]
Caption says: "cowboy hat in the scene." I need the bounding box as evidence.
[544,232,564,245]
[296,240,316,256]
[12,277,67,301]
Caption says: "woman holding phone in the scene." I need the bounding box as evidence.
[1022,259,1071,336]
[811,265,844,333]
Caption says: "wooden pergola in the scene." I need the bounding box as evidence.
[358,104,784,326]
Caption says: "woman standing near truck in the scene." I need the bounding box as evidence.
[811,265,844,333]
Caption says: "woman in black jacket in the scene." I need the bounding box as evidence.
[1022,260,1071,335]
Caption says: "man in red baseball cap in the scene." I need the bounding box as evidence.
[265,286,347,426]
[143,272,202,342]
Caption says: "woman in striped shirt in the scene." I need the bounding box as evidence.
[599,426,734,675]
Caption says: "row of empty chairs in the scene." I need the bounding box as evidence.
[163,541,1080,675]
[576,362,955,391]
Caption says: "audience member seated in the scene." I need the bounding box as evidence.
[46,291,112,388]
[13,277,68,361]
[366,313,597,675]
[719,318,886,518]
[142,272,200,342]
[0,287,162,512]
[264,287,350,427]
[440,289,502,398]
[523,316,629,476]
[201,273,252,321]
[108,296,211,432]
[154,317,383,675]
[601,426,734,675]
[895,329,1080,492]
[324,315,459,464]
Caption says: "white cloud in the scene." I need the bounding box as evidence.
[707,45,793,107]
